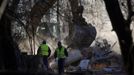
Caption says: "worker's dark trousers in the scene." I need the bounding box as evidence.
[43,56,48,70]
[58,58,65,75]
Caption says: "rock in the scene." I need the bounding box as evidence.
[70,23,96,49]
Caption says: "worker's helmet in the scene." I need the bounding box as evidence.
[58,41,61,46]
[42,40,46,44]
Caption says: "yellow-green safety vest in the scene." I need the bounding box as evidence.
[39,44,49,56]
[56,47,66,58]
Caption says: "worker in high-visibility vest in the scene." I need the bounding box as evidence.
[37,40,51,70]
[54,41,68,75]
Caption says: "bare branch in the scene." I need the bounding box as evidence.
[6,9,31,38]
[0,0,8,20]
[29,0,57,32]
[127,0,134,24]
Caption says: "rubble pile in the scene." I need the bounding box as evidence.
[64,39,124,75]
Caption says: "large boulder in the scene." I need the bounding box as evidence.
[69,23,96,49]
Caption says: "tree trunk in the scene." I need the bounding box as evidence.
[0,0,20,70]
[0,13,17,70]
[27,0,57,54]
[103,0,133,74]
[69,0,79,19]
[66,0,79,45]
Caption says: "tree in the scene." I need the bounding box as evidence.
[0,0,21,70]
[103,0,134,74]
[26,0,57,54]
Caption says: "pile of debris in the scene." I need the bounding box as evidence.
[64,39,124,74]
